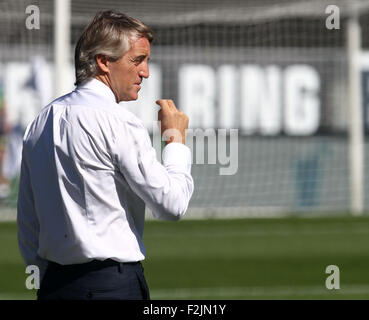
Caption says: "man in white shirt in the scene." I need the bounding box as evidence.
[17,10,194,300]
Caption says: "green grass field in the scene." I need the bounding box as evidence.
[2,215,369,299]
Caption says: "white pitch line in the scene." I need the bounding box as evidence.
[0,293,36,300]
[145,228,369,238]
[150,284,369,299]
[1,284,368,300]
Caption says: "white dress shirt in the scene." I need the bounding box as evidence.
[17,78,194,278]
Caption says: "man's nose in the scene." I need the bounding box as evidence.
[139,63,149,79]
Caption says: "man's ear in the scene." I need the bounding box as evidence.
[95,54,110,74]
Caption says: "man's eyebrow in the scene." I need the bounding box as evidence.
[135,55,149,60]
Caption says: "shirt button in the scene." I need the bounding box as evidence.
[87,292,93,299]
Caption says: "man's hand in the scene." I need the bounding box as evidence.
[156,99,189,145]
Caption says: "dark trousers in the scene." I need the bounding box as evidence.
[37,259,150,300]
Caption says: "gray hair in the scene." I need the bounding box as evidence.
[74,11,154,86]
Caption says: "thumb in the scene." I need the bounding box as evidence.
[156,99,170,111]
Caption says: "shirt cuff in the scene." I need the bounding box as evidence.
[162,142,192,172]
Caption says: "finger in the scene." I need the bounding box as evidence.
[167,99,178,111]
[156,99,170,110]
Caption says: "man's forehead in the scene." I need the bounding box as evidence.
[130,37,151,55]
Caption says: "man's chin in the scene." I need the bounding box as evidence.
[120,94,139,102]
[132,91,140,100]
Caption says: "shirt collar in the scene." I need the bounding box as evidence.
[77,78,117,104]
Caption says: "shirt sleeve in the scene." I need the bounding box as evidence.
[17,146,48,280]
[112,119,194,221]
